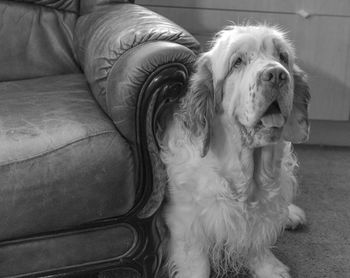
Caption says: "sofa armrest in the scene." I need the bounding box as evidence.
[74,4,199,219]
[74,4,199,141]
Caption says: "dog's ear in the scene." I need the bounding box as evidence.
[283,65,311,143]
[183,54,222,157]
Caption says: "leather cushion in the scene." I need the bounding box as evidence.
[0,74,136,240]
[12,0,79,13]
[0,224,137,277]
[0,1,80,81]
[80,0,134,14]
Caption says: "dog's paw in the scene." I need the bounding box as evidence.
[253,268,291,278]
[251,258,291,278]
[286,204,306,230]
[253,267,291,278]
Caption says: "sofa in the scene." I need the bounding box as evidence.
[0,0,200,277]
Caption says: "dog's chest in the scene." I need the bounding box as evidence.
[192,186,288,254]
[165,139,289,252]
[170,169,289,250]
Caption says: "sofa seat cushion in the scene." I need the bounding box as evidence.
[0,74,136,241]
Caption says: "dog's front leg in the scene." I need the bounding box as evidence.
[286,203,306,230]
[248,249,291,278]
[167,233,210,278]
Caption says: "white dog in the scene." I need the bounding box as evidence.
[160,25,310,278]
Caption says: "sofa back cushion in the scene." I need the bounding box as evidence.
[0,0,81,81]
[80,0,134,14]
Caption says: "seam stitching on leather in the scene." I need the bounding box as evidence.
[0,130,117,167]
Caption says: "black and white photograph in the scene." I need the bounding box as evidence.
[0,1,349,278]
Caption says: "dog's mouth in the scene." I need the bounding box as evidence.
[255,100,286,130]
[239,100,287,147]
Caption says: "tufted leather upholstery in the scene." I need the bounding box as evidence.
[0,0,200,277]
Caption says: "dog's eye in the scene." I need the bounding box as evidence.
[234,57,243,68]
[279,52,289,65]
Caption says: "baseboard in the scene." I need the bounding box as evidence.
[306,120,350,146]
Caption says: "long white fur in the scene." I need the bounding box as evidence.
[160,25,309,278]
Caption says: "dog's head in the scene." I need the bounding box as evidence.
[183,25,310,156]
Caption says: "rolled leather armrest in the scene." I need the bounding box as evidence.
[74,3,200,142]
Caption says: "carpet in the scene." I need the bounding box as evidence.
[273,145,350,278]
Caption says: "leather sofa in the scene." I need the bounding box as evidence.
[0,0,200,277]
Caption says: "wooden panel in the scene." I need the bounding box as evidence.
[137,0,350,17]
[139,5,350,120]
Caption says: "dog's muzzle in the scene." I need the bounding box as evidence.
[261,66,289,88]
[257,65,291,128]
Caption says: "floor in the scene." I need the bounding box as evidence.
[272,145,350,278]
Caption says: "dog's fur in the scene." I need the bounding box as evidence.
[160,25,310,278]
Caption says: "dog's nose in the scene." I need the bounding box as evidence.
[261,67,288,86]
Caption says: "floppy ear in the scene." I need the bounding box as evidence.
[283,65,311,143]
[182,54,222,157]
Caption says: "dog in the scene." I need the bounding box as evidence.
[159,25,310,278]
